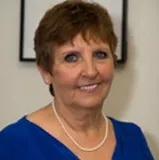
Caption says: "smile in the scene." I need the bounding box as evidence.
[79,84,98,92]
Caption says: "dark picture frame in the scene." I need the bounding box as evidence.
[19,0,127,63]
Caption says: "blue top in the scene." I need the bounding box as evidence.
[0,116,154,160]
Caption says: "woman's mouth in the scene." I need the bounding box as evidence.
[79,84,99,92]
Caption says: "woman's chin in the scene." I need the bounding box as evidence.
[75,87,109,109]
[76,97,105,110]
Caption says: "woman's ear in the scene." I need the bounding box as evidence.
[37,65,52,85]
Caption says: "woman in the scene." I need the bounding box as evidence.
[0,0,154,159]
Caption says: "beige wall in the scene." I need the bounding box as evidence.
[0,0,158,159]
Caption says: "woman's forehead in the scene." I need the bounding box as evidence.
[54,34,110,55]
[65,33,108,47]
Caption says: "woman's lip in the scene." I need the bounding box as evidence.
[79,83,100,92]
[79,82,100,87]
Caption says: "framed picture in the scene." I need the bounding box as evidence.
[19,0,127,63]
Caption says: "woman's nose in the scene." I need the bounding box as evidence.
[82,59,98,79]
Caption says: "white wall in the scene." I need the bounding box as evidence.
[0,0,158,159]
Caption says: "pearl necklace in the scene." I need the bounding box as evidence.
[52,101,109,152]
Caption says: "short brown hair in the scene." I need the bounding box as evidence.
[34,0,118,96]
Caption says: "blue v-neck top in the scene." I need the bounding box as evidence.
[0,116,154,160]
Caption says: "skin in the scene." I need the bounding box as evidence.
[33,33,116,159]
[38,33,114,130]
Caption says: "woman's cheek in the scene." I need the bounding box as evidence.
[99,62,114,80]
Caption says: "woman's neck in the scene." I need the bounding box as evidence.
[52,100,105,133]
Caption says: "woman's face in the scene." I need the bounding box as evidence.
[42,34,114,109]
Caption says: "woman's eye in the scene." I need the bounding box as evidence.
[64,53,78,62]
[94,51,108,59]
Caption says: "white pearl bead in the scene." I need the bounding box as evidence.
[52,101,109,152]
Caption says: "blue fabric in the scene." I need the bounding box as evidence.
[0,116,154,160]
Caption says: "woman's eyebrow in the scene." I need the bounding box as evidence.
[93,46,111,52]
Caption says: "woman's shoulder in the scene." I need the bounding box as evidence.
[109,117,154,159]
[108,116,149,143]
[0,116,29,140]
[109,116,143,135]
[0,106,50,138]
[0,117,30,158]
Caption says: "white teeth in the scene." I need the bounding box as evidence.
[80,84,97,91]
